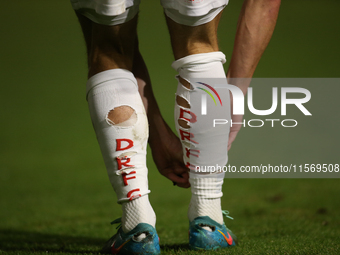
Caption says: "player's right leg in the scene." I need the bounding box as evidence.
[71,1,160,254]
[162,0,237,250]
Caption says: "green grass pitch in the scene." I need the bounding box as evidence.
[0,0,339,254]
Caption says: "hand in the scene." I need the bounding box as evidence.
[133,72,190,188]
[149,117,190,188]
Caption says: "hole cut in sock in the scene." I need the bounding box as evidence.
[106,105,137,127]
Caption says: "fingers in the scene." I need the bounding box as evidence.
[167,172,190,188]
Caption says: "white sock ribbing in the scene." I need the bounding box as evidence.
[188,173,224,225]
[122,195,156,233]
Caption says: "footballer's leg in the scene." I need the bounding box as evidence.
[73,3,160,254]
[162,1,236,250]
[76,3,190,190]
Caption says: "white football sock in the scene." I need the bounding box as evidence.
[172,52,230,225]
[86,69,155,233]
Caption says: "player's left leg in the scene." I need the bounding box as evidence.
[76,2,190,190]
[73,3,160,254]
[162,0,236,250]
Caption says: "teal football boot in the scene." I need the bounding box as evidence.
[189,211,237,250]
[101,218,160,254]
